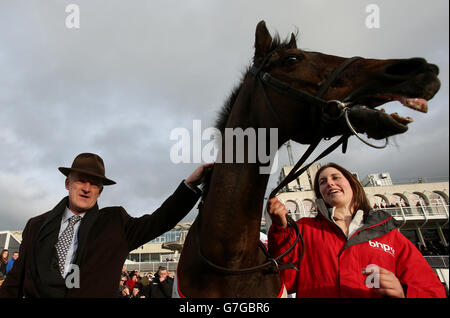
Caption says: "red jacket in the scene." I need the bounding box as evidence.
[126,279,136,291]
[268,208,446,298]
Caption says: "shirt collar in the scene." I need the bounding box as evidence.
[329,207,364,222]
[62,207,85,223]
[329,207,365,238]
[351,209,365,226]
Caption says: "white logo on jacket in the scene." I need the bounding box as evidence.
[368,240,395,256]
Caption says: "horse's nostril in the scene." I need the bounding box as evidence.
[385,58,427,76]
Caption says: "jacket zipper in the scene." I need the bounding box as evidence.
[349,215,393,240]
[333,214,393,296]
[337,216,393,258]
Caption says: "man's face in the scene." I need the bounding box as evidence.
[159,270,167,281]
[66,171,103,213]
[12,253,19,260]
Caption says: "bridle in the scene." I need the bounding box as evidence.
[195,50,386,275]
[251,52,388,149]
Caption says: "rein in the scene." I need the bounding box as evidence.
[195,52,372,275]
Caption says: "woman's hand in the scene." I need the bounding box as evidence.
[186,163,214,187]
[268,197,289,228]
[362,265,405,298]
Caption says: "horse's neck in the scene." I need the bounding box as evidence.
[201,163,270,248]
[206,162,270,215]
[200,79,276,255]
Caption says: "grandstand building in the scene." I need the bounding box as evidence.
[0,231,22,253]
[124,222,192,273]
[362,172,393,187]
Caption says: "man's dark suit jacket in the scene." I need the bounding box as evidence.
[0,181,200,298]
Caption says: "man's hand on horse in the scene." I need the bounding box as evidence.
[268,197,289,228]
[186,162,214,187]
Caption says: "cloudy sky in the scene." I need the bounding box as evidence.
[0,0,448,230]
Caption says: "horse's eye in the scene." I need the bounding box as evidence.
[283,55,303,66]
[285,57,298,65]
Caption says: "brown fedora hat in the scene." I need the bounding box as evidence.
[58,153,116,185]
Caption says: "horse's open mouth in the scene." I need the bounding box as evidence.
[364,93,430,128]
[377,94,428,113]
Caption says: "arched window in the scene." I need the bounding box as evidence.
[413,192,432,215]
[433,191,449,204]
[413,192,429,205]
[427,191,449,215]
[301,199,317,218]
[392,193,409,206]
[369,194,388,210]
[381,193,406,217]
[402,192,424,216]
[285,200,300,221]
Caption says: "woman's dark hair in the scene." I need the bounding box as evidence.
[1,249,8,263]
[313,162,371,214]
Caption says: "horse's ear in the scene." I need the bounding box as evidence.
[254,21,272,61]
[288,33,297,49]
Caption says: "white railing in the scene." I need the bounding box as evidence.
[424,256,449,269]
[124,261,178,273]
[379,205,449,219]
[285,204,449,223]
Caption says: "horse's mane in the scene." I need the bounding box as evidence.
[201,32,298,199]
[214,32,298,134]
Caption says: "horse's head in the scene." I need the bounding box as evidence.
[252,21,441,144]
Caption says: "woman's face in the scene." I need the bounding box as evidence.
[318,167,354,209]
[1,251,8,259]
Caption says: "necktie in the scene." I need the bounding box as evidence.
[55,215,82,277]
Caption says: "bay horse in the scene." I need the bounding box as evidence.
[176,21,440,297]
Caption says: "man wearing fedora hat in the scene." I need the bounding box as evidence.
[0,153,212,298]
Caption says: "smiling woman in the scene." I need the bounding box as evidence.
[268,162,446,298]
[314,163,372,219]
[317,167,355,213]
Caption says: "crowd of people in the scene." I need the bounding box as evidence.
[373,202,408,209]
[118,265,174,298]
[0,250,19,287]
[1,248,177,298]
[371,203,449,257]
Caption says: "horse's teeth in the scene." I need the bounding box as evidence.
[400,96,428,113]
